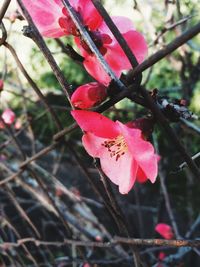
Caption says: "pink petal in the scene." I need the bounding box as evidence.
[116,122,158,183]
[2,109,16,125]
[155,223,174,240]
[136,167,148,183]
[82,132,138,194]
[104,30,148,71]
[158,252,166,260]
[99,16,135,36]
[74,37,113,85]
[58,14,77,36]
[76,21,147,84]
[74,37,89,57]
[133,141,158,183]
[77,0,103,30]
[21,0,65,38]
[0,79,4,91]
[101,152,138,194]
[71,110,119,138]
[82,132,106,158]
[71,82,107,109]
[83,55,113,85]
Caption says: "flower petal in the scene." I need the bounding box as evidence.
[116,121,158,183]
[155,223,174,240]
[2,109,16,125]
[83,55,113,85]
[104,30,148,71]
[136,167,148,183]
[21,0,65,38]
[101,153,138,194]
[71,110,119,138]
[99,16,135,36]
[76,17,147,84]
[82,132,106,158]
[0,79,4,91]
[133,141,158,183]
[71,82,107,109]
[82,132,138,194]
[77,0,103,30]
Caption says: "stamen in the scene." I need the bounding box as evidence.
[102,135,128,161]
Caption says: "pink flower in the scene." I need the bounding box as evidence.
[71,110,158,194]
[155,251,166,267]
[21,0,65,37]
[14,119,22,130]
[155,223,174,240]
[75,16,147,85]
[0,79,4,91]
[21,0,102,38]
[71,82,107,109]
[58,0,103,35]
[1,109,16,125]
[21,0,147,85]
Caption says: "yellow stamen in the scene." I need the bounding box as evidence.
[102,135,128,161]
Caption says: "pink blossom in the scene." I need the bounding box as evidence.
[0,79,4,91]
[155,252,166,267]
[95,235,102,241]
[158,252,166,261]
[71,110,158,194]
[21,0,65,37]
[58,0,103,35]
[1,109,16,125]
[21,0,147,85]
[155,223,174,240]
[71,82,107,109]
[14,119,22,130]
[21,0,102,38]
[75,16,147,85]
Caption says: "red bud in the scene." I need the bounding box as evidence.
[71,82,107,109]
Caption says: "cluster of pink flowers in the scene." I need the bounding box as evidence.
[21,0,159,194]
[22,0,147,102]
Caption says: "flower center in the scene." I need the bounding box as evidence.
[80,30,107,55]
[102,135,128,161]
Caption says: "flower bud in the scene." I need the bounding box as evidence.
[155,223,174,240]
[1,109,16,125]
[71,82,107,109]
[0,80,4,92]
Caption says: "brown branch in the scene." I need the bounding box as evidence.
[17,0,73,105]
[55,38,84,63]
[129,21,200,79]
[3,42,63,131]
[0,237,200,250]
[0,0,11,23]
